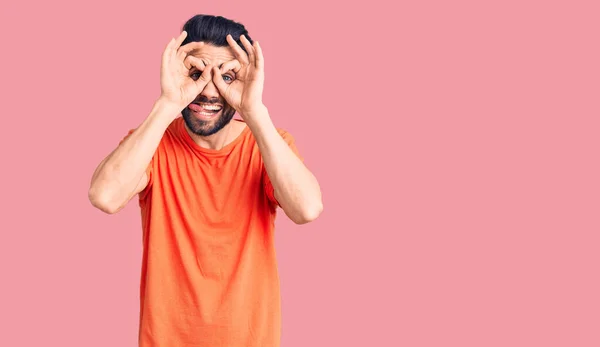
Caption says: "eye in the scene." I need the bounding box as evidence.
[223,74,234,83]
[190,71,201,81]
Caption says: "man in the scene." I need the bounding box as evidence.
[88,14,323,347]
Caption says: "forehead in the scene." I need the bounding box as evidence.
[187,44,236,65]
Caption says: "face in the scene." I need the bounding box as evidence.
[181,44,237,136]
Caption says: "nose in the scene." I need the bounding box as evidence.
[200,78,221,101]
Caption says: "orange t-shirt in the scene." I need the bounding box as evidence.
[121,117,301,347]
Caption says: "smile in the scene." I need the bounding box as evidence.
[189,103,223,115]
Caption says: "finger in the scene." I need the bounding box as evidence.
[171,31,188,59]
[254,41,264,70]
[184,55,206,71]
[177,41,204,62]
[177,47,188,62]
[162,38,176,66]
[211,66,229,94]
[220,59,242,75]
[240,35,256,66]
[175,31,187,46]
[226,34,249,64]
[192,64,214,91]
[178,41,206,56]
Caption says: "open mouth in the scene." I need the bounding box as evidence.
[188,103,223,118]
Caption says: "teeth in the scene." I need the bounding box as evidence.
[198,104,222,111]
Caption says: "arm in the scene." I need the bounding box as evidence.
[88,30,215,214]
[211,34,323,224]
[246,106,323,224]
[88,98,179,214]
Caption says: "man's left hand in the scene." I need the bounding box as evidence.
[212,34,266,118]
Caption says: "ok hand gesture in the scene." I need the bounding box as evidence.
[159,31,214,110]
[211,35,266,118]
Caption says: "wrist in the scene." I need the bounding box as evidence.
[151,97,183,122]
[155,97,183,116]
[243,105,276,135]
[240,103,268,120]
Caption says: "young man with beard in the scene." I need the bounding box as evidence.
[88,14,323,347]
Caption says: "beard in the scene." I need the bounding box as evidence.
[181,96,236,137]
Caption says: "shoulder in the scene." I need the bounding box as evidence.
[166,117,183,138]
[237,119,293,140]
[276,127,292,137]
[277,128,297,146]
[154,117,185,148]
[246,126,296,146]
[272,125,295,142]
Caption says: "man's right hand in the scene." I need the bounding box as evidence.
[159,31,213,113]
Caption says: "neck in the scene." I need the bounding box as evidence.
[185,119,239,150]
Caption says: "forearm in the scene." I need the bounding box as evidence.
[89,98,179,211]
[245,106,323,224]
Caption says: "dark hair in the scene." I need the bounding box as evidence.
[181,14,253,52]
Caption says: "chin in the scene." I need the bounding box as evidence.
[182,107,235,136]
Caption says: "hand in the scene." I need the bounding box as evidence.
[211,34,266,118]
[159,31,214,111]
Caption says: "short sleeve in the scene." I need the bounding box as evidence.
[119,129,154,200]
[263,130,303,207]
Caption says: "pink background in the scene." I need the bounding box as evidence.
[1,0,599,346]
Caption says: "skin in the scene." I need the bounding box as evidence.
[89,31,323,224]
[180,43,238,138]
